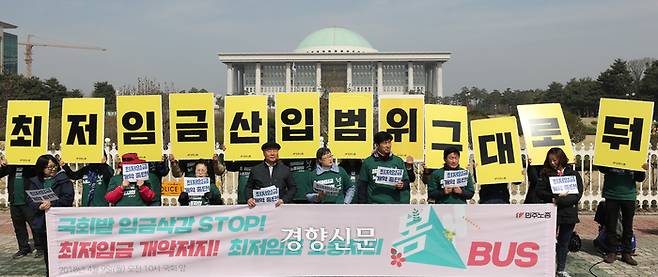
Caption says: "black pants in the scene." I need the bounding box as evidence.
[10,204,41,252]
[604,199,635,253]
[36,229,49,276]
[556,223,575,272]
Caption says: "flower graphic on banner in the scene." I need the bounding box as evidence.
[390,248,406,267]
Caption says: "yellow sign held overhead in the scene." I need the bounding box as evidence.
[594,98,654,171]
[116,95,164,162]
[224,95,268,161]
[169,93,216,160]
[424,104,469,169]
[378,95,424,161]
[276,92,320,159]
[328,93,373,159]
[60,98,105,163]
[471,117,524,185]
[4,100,49,165]
[517,103,574,165]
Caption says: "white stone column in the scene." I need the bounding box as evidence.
[316,62,322,92]
[285,62,291,92]
[226,64,234,95]
[255,62,262,95]
[407,62,414,93]
[435,62,444,98]
[346,62,352,92]
[377,62,383,94]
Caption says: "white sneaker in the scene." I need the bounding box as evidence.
[556,271,572,277]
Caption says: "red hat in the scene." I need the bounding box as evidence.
[119,153,147,166]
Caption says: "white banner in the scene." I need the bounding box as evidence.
[122,163,149,182]
[442,170,470,188]
[312,179,341,196]
[26,188,59,203]
[549,176,579,194]
[375,167,404,186]
[183,177,211,196]
[253,186,279,203]
[46,204,556,276]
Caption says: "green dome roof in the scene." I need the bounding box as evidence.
[295,27,378,53]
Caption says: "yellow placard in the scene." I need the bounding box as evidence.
[471,117,524,184]
[161,179,184,196]
[378,95,424,161]
[594,98,654,171]
[116,95,164,162]
[328,93,373,159]
[517,103,574,165]
[276,92,320,158]
[60,98,105,163]
[224,95,268,161]
[4,100,49,165]
[169,93,216,160]
[424,104,469,169]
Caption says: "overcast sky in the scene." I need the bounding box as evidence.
[2,0,657,96]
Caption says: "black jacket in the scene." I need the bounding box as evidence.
[26,171,75,230]
[536,166,583,225]
[245,161,297,203]
[0,165,35,205]
[524,165,548,204]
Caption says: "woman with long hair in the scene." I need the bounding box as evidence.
[536,147,583,277]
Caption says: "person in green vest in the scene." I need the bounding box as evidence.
[104,153,157,206]
[284,159,314,203]
[599,163,648,265]
[0,158,39,259]
[356,131,410,204]
[427,147,475,204]
[26,154,74,274]
[60,151,114,207]
[306,147,354,204]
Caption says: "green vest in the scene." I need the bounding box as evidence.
[107,175,154,206]
[81,172,110,207]
[358,155,410,204]
[309,167,353,204]
[428,167,474,204]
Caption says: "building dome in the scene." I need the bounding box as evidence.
[294,27,378,54]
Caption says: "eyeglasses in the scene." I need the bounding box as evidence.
[321,155,333,160]
[46,164,57,170]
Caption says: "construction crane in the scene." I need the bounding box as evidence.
[18,34,107,77]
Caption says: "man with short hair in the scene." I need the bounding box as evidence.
[246,141,297,207]
[356,131,410,204]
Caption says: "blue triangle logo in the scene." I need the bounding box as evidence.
[392,208,466,269]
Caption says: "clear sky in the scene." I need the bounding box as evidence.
[2,0,657,96]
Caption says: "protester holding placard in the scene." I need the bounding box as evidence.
[146,155,169,206]
[599,163,648,265]
[0,158,39,259]
[427,147,474,204]
[305,147,355,204]
[104,153,157,206]
[26,154,74,273]
[60,152,114,207]
[245,141,297,207]
[356,131,410,204]
[170,156,223,206]
[535,147,583,277]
